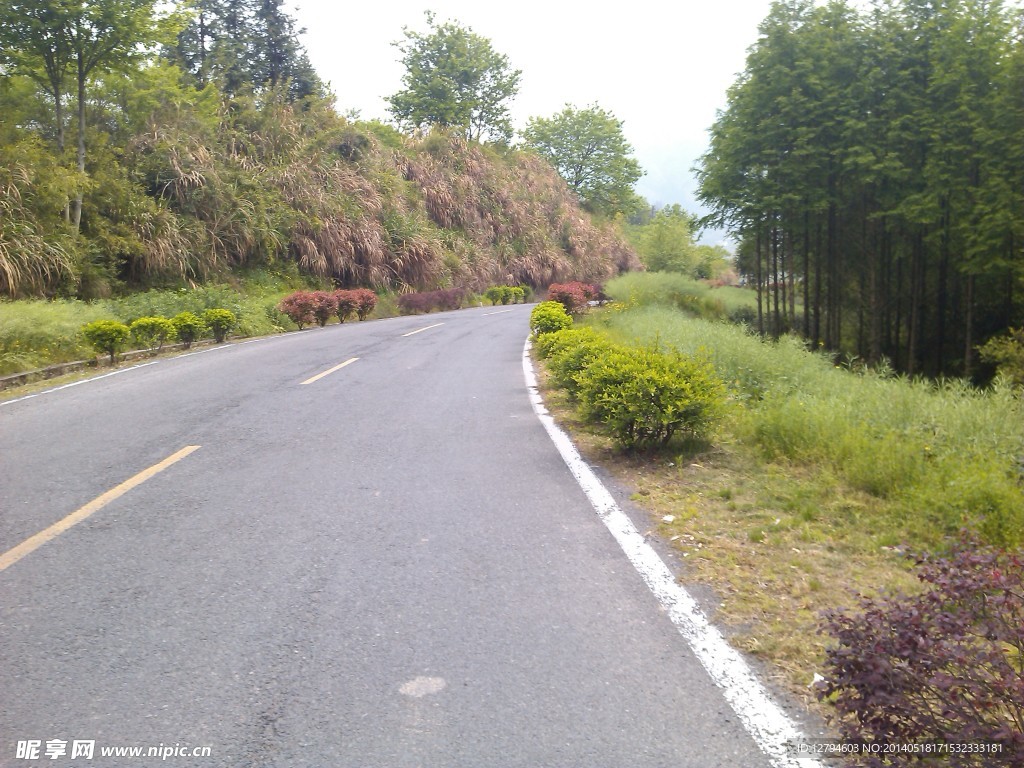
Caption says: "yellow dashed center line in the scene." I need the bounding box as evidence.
[301,357,359,385]
[0,445,201,573]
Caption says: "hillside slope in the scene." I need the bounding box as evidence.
[1,86,639,299]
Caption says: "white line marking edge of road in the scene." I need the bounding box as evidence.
[0,335,285,407]
[522,337,823,768]
[0,361,161,407]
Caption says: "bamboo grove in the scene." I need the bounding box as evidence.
[698,0,1024,378]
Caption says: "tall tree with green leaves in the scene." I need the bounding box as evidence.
[386,12,521,143]
[0,0,179,232]
[521,103,644,217]
[168,0,320,99]
[630,204,698,274]
[252,0,321,99]
[698,0,1024,378]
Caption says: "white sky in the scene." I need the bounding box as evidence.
[289,1,777,240]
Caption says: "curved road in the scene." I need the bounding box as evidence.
[1,305,778,767]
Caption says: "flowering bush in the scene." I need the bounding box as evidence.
[817,534,1024,767]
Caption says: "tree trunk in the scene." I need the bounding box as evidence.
[756,225,764,335]
[803,212,811,338]
[813,219,822,346]
[771,219,781,337]
[53,88,70,225]
[963,272,974,377]
[71,54,86,233]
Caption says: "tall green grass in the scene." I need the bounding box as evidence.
[0,300,114,374]
[604,272,758,321]
[0,277,297,375]
[103,285,289,339]
[594,301,1024,547]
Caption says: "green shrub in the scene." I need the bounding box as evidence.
[81,320,131,365]
[530,301,573,336]
[201,308,237,343]
[129,316,175,352]
[537,327,616,397]
[979,328,1024,388]
[171,311,207,349]
[484,286,510,306]
[510,286,526,304]
[576,344,726,449]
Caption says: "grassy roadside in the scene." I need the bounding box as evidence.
[535,374,920,714]
[0,273,413,379]
[532,278,1024,719]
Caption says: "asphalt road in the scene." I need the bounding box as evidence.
[0,305,777,767]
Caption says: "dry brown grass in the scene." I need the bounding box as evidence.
[11,94,639,297]
[400,132,640,289]
[0,162,76,297]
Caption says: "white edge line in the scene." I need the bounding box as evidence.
[522,337,823,768]
[1,361,161,407]
[483,309,514,316]
[0,337,281,407]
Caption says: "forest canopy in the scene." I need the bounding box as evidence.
[698,0,1024,378]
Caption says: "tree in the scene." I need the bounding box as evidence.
[252,0,321,99]
[630,204,698,274]
[0,3,74,169]
[0,0,180,232]
[386,12,521,143]
[168,0,321,99]
[521,103,644,217]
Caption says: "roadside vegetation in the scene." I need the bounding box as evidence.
[0,270,307,375]
[0,1,643,378]
[531,272,1024,760]
[697,0,1024,380]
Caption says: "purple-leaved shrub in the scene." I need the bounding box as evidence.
[817,533,1024,767]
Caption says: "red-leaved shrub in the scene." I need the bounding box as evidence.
[548,282,600,315]
[817,533,1024,767]
[398,288,466,314]
[352,288,377,320]
[309,291,338,327]
[333,290,359,322]
[278,291,316,329]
